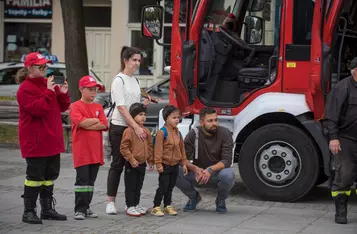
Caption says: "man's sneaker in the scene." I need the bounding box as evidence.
[126,206,141,217]
[73,212,85,220]
[183,192,202,212]
[151,206,164,217]
[86,208,98,218]
[164,206,177,216]
[216,199,227,214]
[136,205,148,215]
[106,202,117,215]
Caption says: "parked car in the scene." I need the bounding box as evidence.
[100,77,170,130]
[0,61,107,119]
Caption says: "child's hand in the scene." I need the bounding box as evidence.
[148,163,154,171]
[156,164,164,173]
[183,165,188,176]
[130,158,139,168]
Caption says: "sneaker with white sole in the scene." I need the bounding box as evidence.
[106,202,117,215]
[136,205,148,215]
[86,208,98,218]
[73,212,85,220]
[126,206,141,217]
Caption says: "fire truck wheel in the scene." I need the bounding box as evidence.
[238,123,319,202]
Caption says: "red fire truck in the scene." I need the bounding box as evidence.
[141,0,357,201]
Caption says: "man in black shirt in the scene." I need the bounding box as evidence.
[324,57,357,224]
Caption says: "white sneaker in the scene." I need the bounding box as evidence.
[126,206,141,217]
[73,212,85,220]
[106,202,117,215]
[86,208,98,218]
[136,205,148,215]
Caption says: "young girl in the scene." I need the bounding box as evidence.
[151,105,188,216]
[106,46,152,215]
[120,103,154,216]
[16,52,69,224]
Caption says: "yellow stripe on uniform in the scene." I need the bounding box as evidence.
[24,179,42,187]
[331,190,351,197]
[42,180,54,186]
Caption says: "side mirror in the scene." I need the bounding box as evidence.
[250,0,267,12]
[245,16,263,44]
[141,5,164,40]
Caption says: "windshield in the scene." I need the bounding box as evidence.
[193,0,241,26]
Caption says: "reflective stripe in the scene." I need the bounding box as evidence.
[74,186,94,193]
[42,180,53,186]
[331,190,351,197]
[24,179,42,187]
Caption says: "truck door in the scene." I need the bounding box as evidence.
[170,0,196,114]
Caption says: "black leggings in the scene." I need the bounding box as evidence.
[106,123,127,197]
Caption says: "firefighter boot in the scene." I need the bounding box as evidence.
[40,186,67,220]
[22,197,42,224]
[334,194,348,224]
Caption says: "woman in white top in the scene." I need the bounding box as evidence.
[106,46,151,215]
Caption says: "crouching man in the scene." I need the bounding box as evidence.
[176,107,235,213]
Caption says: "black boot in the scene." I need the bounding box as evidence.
[40,197,67,220]
[22,197,42,224]
[334,194,348,224]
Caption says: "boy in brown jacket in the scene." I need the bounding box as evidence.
[120,103,154,217]
[151,105,188,216]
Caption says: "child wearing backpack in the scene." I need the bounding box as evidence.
[151,105,188,216]
[120,103,154,217]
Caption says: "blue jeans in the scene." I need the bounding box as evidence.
[175,166,235,200]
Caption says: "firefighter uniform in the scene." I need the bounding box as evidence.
[324,57,357,224]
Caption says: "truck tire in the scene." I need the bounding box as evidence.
[238,123,320,202]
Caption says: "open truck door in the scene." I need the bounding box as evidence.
[141,2,196,115]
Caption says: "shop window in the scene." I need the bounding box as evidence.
[4,23,52,62]
[131,31,154,75]
[84,7,111,27]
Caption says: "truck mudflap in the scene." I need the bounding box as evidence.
[301,120,331,177]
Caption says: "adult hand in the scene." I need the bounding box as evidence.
[194,166,204,182]
[199,169,212,184]
[47,76,55,91]
[143,98,150,107]
[59,80,68,93]
[157,164,164,173]
[329,139,341,155]
[134,126,147,141]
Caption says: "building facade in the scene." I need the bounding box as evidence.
[0,0,278,90]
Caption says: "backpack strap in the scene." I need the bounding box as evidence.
[193,127,199,160]
[160,126,168,140]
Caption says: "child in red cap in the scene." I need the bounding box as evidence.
[69,75,108,220]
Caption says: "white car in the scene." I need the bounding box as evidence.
[0,61,105,119]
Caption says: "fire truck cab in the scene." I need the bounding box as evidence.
[141,0,357,201]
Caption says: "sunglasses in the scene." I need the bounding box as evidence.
[31,65,47,71]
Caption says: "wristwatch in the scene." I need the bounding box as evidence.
[207,167,213,175]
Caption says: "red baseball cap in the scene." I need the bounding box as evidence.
[24,52,52,67]
[79,75,102,89]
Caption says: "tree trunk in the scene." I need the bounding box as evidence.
[60,0,88,102]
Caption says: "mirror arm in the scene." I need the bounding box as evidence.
[156,39,171,47]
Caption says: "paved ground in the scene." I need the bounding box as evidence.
[0,148,356,234]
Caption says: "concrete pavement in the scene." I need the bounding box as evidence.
[0,147,356,234]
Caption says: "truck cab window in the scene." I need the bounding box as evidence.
[292,0,315,45]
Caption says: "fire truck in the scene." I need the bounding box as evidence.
[141,0,357,201]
